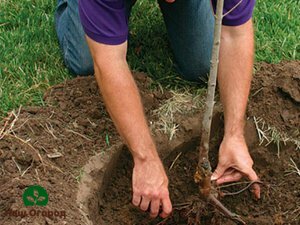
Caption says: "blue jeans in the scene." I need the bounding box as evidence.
[55,0,214,81]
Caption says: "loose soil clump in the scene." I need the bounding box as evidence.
[0,62,299,225]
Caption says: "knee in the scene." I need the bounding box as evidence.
[66,59,94,76]
[64,50,94,76]
[177,60,210,83]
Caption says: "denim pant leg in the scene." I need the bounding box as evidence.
[55,0,93,75]
[55,0,136,76]
[158,0,214,82]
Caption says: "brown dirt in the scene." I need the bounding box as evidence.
[96,119,299,225]
[0,61,299,225]
[0,72,170,225]
[248,61,300,138]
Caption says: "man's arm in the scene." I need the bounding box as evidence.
[85,36,172,217]
[211,19,261,198]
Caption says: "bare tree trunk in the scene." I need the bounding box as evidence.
[195,0,224,197]
[194,1,248,224]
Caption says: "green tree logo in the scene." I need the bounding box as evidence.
[23,185,49,206]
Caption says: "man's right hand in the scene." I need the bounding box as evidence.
[132,156,172,218]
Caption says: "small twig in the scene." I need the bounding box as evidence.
[87,118,97,127]
[45,122,58,139]
[0,112,14,138]
[222,0,243,18]
[253,116,270,145]
[251,87,263,97]
[0,107,21,140]
[291,207,300,221]
[173,201,193,208]
[209,0,243,18]
[26,122,35,134]
[21,160,34,177]
[5,133,65,174]
[173,201,193,210]
[12,157,22,175]
[285,158,300,177]
[65,129,92,141]
[218,181,252,189]
[35,169,40,183]
[221,181,263,196]
[8,133,44,168]
[169,152,182,171]
[12,118,29,132]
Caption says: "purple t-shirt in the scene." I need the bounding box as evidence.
[79,0,255,45]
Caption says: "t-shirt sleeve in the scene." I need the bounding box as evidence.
[79,0,128,45]
[211,0,256,26]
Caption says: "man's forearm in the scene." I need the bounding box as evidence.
[87,38,158,162]
[85,37,172,216]
[218,20,254,137]
[95,63,157,159]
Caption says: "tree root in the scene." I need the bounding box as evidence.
[167,181,262,225]
[220,180,263,197]
[208,194,246,225]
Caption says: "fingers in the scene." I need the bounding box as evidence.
[160,195,172,218]
[140,196,151,211]
[215,167,261,200]
[216,170,243,185]
[246,168,261,199]
[132,193,141,207]
[211,164,227,181]
[132,191,172,218]
[150,199,160,218]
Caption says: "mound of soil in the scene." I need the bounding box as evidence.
[0,73,170,225]
[248,61,300,138]
[0,61,299,225]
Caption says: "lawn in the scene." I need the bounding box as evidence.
[0,0,299,117]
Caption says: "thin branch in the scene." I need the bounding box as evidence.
[169,152,182,171]
[0,112,14,139]
[21,160,34,177]
[209,0,243,19]
[218,181,251,189]
[222,0,243,18]
[285,158,300,177]
[8,133,44,167]
[12,157,22,175]
[0,107,22,140]
[65,129,92,141]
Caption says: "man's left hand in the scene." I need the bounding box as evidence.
[211,135,261,199]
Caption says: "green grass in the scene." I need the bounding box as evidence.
[254,0,300,62]
[0,0,299,117]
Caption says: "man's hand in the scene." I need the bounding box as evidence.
[211,135,261,199]
[132,156,172,218]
